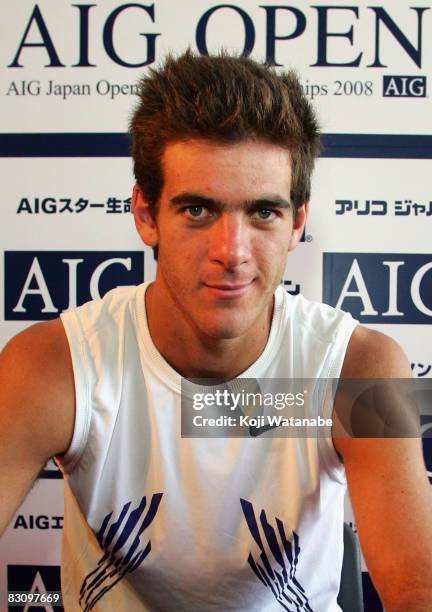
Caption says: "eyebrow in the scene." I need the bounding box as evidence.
[170,192,292,211]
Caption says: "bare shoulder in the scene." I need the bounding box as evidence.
[341,324,412,379]
[0,318,75,457]
[334,325,414,455]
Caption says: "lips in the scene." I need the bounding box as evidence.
[203,280,254,299]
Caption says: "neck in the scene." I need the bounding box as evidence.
[144,283,273,379]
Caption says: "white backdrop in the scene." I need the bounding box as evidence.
[1,1,431,610]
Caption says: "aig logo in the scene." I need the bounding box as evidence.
[323,253,432,324]
[7,4,429,70]
[5,251,144,321]
[383,75,426,97]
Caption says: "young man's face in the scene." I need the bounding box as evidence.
[134,138,306,341]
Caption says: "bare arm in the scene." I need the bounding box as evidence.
[334,326,432,611]
[0,319,75,536]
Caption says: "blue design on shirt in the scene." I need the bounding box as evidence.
[79,493,163,611]
[241,498,313,611]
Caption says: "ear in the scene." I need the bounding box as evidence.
[132,184,158,248]
[288,202,309,252]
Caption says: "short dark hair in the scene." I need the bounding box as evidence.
[130,50,321,214]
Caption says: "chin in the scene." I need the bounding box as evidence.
[197,315,252,341]
[206,328,244,340]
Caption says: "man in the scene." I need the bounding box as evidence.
[1,51,431,611]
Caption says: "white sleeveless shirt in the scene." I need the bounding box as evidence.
[59,283,357,611]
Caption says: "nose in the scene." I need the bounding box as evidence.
[208,213,251,269]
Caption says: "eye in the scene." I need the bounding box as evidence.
[184,205,211,220]
[254,208,277,221]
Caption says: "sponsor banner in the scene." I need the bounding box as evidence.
[322,253,432,324]
[1,158,138,244]
[0,157,155,341]
[285,158,431,301]
[6,565,62,611]
[0,481,64,540]
[276,156,432,375]
[279,157,432,372]
[0,479,64,602]
[12,514,63,532]
[5,251,144,321]
[310,158,431,250]
[1,0,431,133]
